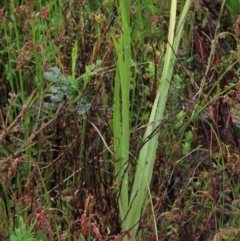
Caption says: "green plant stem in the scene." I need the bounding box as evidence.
[123,1,191,239]
[113,0,131,227]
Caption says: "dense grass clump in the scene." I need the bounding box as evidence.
[0,0,240,240]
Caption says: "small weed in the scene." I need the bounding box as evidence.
[10,217,35,241]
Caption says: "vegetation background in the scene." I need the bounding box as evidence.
[0,0,240,240]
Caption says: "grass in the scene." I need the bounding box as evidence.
[0,0,240,240]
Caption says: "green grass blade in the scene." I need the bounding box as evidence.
[123,0,191,239]
[112,0,131,222]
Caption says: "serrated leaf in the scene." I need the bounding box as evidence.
[43,72,58,83]
[60,85,69,91]
[68,76,79,91]
[76,97,91,115]
[50,66,61,75]
[43,66,65,83]
[49,85,59,93]
[43,102,55,110]
[10,217,35,241]
[51,95,62,102]
[77,102,91,115]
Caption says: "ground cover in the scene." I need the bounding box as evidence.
[0,0,240,240]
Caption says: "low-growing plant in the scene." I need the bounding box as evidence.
[10,217,35,241]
